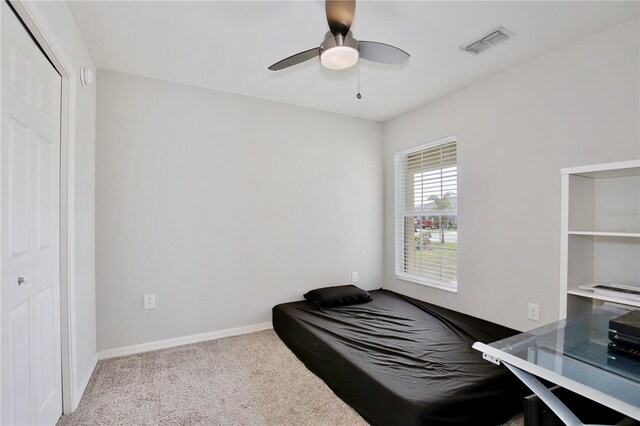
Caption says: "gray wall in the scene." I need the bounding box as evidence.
[96,17,639,349]
[383,18,640,331]
[96,70,383,351]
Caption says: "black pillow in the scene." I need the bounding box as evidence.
[304,285,372,309]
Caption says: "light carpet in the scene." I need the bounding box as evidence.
[58,329,524,425]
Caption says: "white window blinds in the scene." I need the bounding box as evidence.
[394,136,458,292]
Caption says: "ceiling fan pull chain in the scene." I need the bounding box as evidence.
[356,61,362,100]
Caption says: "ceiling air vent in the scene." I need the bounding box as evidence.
[460,27,515,55]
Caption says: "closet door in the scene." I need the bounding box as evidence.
[1,2,62,424]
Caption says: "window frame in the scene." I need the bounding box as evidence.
[394,135,458,293]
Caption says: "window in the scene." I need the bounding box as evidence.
[394,136,458,292]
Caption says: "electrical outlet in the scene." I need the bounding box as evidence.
[351,272,358,283]
[144,294,155,310]
[528,303,539,321]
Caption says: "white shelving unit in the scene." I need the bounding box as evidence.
[559,159,640,319]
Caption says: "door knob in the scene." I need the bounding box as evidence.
[17,276,27,286]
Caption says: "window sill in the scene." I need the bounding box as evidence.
[395,273,458,293]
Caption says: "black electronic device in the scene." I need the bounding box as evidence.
[608,341,640,358]
[608,310,640,349]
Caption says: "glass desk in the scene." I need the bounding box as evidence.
[473,306,640,424]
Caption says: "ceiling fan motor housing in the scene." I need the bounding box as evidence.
[320,31,359,70]
[321,31,358,52]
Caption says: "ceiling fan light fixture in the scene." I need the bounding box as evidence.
[320,46,359,70]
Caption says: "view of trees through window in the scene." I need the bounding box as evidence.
[411,165,457,283]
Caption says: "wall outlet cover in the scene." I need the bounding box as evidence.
[144,294,156,310]
[528,303,539,321]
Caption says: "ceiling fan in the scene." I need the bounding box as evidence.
[268,0,410,71]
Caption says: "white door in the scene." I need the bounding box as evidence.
[1,1,62,425]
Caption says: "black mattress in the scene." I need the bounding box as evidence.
[272,289,526,426]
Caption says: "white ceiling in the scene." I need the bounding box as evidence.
[68,1,639,122]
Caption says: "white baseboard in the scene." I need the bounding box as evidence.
[74,353,98,408]
[97,322,273,360]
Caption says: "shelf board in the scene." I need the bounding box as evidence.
[568,231,640,238]
[567,289,640,308]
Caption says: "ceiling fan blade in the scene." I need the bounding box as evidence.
[325,0,355,36]
[268,48,320,71]
[358,41,410,65]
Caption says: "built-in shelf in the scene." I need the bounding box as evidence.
[560,159,640,319]
[567,289,640,308]
[568,231,640,238]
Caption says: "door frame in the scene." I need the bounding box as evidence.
[3,0,81,415]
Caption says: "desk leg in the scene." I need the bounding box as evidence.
[504,363,584,426]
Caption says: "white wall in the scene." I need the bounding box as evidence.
[7,0,97,410]
[95,70,383,352]
[383,18,640,331]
